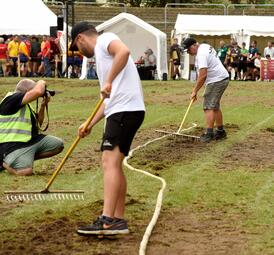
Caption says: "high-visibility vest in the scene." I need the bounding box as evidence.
[0,92,33,143]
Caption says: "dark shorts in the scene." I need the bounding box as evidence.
[203,78,229,110]
[101,111,145,156]
[173,59,180,66]
[239,62,247,72]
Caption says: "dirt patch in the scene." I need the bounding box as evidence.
[220,129,274,171]
[145,91,190,106]
[147,207,249,255]
[130,123,240,173]
[0,206,250,255]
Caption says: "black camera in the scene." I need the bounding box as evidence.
[44,89,55,97]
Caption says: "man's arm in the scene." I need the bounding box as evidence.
[37,96,50,126]
[191,68,207,101]
[78,103,105,138]
[101,40,130,97]
[21,80,46,105]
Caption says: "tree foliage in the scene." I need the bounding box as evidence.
[109,0,269,7]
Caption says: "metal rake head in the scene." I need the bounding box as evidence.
[155,129,200,141]
[4,191,85,202]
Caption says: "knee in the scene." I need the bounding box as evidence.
[56,141,64,153]
[3,163,33,176]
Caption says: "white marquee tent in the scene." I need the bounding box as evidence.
[0,0,57,35]
[81,13,168,80]
[174,14,274,79]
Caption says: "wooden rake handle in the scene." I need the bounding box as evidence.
[42,97,104,193]
[177,98,194,134]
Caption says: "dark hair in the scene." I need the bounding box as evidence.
[82,27,98,36]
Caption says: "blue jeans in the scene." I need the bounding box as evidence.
[44,57,51,77]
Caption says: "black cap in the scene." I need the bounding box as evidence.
[182,38,197,51]
[70,22,95,51]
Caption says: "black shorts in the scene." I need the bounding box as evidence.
[101,111,145,156]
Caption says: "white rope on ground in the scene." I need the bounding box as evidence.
[123,123,197,255]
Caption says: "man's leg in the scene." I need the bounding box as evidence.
[204,109,215,129]
[3,162,32,176]
[102,146,125,218]
[3,146,35,176]
[114,168,127,219]
[35,146,63,160]
[34,135,64,160]
[214,108,223,127]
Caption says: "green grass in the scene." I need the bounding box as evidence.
[0,78,273,254]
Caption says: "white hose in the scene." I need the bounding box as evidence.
[123,123,197,255]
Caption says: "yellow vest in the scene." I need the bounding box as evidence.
[0,92,33,143]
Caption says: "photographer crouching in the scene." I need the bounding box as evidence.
[0,79,64,176]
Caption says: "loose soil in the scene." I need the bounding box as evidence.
[220,129,274,171]
[2,124,272,255]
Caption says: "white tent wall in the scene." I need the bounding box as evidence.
[0,0,57,35]
[175,14,274,80]
[80,13,168,80]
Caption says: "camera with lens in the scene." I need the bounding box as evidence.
[44,88,56,98]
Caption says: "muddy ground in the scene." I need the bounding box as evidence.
[1,125,273,255]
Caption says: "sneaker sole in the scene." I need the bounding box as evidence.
[215,136,227,140]
[77,229,129,235]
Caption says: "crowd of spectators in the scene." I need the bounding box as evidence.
[217,39,274,81]
[1,34,273,81]
[0,34,84,79]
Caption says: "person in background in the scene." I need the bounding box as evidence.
[254,52,262,81]
[30,36,41,77]
[41,36,52,77]
[68,41,83,78]
[8,35,20,76]
[37,36,47,76]
[263,41,274,58]
[170,38,181,80]
[238,42,249,81]
[247,40,259,81]
[0,37,8,77]
[226,41,241,80]
[142,48,157,80]
[217,40,228,66]
[18,36,31,77]
[0,79,64,176]
[182,37,229,143]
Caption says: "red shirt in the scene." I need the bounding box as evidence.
[41,41,51,58]
[0,44,7,59]
[25,40,31,55]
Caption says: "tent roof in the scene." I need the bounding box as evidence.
[0,0,57,35]
[96,12,166,38]
[175,14,274,37]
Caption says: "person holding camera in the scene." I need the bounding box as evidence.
[0,79,64,176]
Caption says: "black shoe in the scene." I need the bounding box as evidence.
[200,132,214,143]
[215,130,227,140]
[77,216,129,235]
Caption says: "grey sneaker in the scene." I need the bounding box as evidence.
[77,216,129,235]
[215,130,227,140]
[200,132,214,143]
